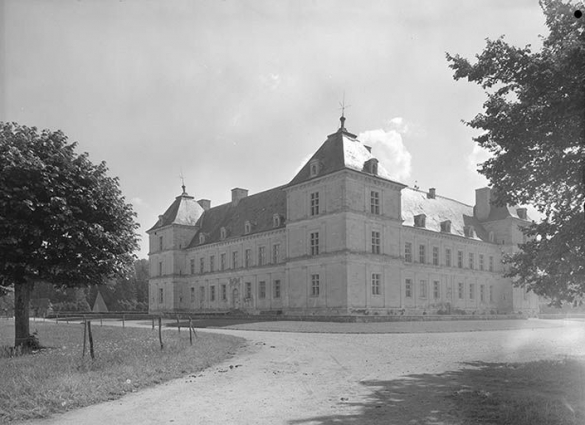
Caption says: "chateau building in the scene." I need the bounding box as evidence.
[147,117,539,316]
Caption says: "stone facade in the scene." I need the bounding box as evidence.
[147,119,539,316]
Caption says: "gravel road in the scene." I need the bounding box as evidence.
[21,319,585,425]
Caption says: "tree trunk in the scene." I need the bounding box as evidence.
[14,279,34,348]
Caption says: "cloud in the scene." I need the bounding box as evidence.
[358,125,412,182]
[131,197,146,207]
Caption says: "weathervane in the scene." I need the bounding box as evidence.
[179,170,186,194]
[338,92,351,130]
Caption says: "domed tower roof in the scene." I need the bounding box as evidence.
[147,186,205,232]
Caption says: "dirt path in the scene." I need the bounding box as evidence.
[21,319,585,425]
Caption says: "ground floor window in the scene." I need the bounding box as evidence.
[274,280,281,298]
[419,280,428,298]
[259,281,266,298]
[311,274,320,297]
[210,285,216,301]
[245,282,252,299]
[371,273,380,295]
[458,282,464,299]
[405,279,412,298]
[221,284,227,301]
[159,288,163,303]
[190,287,195,302]
[433,281,440,299]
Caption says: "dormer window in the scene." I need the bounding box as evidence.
[516,208,527,220]
[273,214,281,228]
[440,220,451,233]
[244,220,252,235]
[220,227,227,240]
[309,159,320,177]
[489,231,495,243]
[414,214,426,228]
[199,233,205,244]
[464,225,476,238]
[364,158,379,175]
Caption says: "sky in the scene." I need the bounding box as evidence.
[2,0,551,259]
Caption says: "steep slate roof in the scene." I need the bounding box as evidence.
[401,188,488,241]
[147,191,205,232]
[486,204,526,221]
[289,124,403,187]
[188,185,287,248]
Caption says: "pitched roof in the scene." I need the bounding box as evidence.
[188,185,287,248]
[289,126,403,187]
[147,191,205,232]
[401,188,488,241]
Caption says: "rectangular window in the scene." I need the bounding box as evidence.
[433,281,440,299]
[232,251,239,269]
[432,247,439,266]
[272,243,280,264]
[220,253,226,271]
[458,282,464,299]
[468,253,474,270]
[405,279,412,298]
[159,236,163,251]
[245,282,252,299]
[221,284,227,301]
[310,192,320,216]
[405,242,412,263]
[190,259,195,275]
[245,249,252,268]
[419,245,426,264]
[258,246,265,266]
[210,285,216,301]
[479,254,484,271]
[370,191,380,214]
[311,274,320,297]
[210,255,215,272]
[445,248,452,267]
[469,283,475,300]
[420,280,428,298]
[489,285,494,302]
[371,231,381,254]
[457,251,463,268]
[259,281,266,299]
[159,261,163,276]
[200,257,204,274]
[158,288,163,303]
[372,273,381,295]
[274,280,281,299]
[310,232,320,256]
[190,287,195,302]
[480,284,485,302]
[489,256,494,272]
[200,286,205,301]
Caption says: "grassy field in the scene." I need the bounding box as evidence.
[0,319,244,423]
[448,357,585,425]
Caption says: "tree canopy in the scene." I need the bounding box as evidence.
[0,122,139,346]
[447,0,585,306]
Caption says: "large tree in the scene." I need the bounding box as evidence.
[0,123,139,348]
[447,0,584,306]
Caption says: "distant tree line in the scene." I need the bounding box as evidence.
[30,259,149,312]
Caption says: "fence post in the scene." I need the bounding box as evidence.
[100,316,103,327]
[87,320,95,360]
[152,316,155,330]
[82,318,87,358]
[176,315,180,333]
[122,314,125,328]
[158,316,164,350]
[189,317,193,345]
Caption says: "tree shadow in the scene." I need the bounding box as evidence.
[288,358,585,425]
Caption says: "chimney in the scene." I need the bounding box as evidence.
[427,188,436,199]
[198,199,211,211]
[231,188,248,206]
[474,187,492,221]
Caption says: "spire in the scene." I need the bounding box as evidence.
[338,93,350,131]
[179,171,187,195]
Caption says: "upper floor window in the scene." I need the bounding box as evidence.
[190,259,195,275]
[489,256,494,272]
[370,191,380,215]
[445,248,452,267]
[419,244,426,264]
[272,243,280,264]
[364,158,379,175]
[232,251,239,269]
[210,255,215,272]
[432,247,439,266]
[200,257,204,273]
[220,253,226,271]
[489,231,495,243]
[310,232,320,256]
[273,214,281,228]
[371,231,381,254]
[468,253,474,270]
[310,192,320,216]
[414,214,426,228]
[405,242,412,263]
[158,261,163,276]
[479,254,484,271]
[405,279,413,298]
[199,233,205,244]
[159,236,163,251]
[258,246,266,266]
[464,225,475,238]
[457,250,463,268]
[245,249,252,268]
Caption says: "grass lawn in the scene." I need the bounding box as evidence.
[0,319,244,423]
[448,357,585,425]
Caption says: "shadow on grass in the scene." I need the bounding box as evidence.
[172,318,276,328]
[289,358,585,425]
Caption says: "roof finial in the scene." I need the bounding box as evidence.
[338,92,351,131]
[179,170,186,194]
